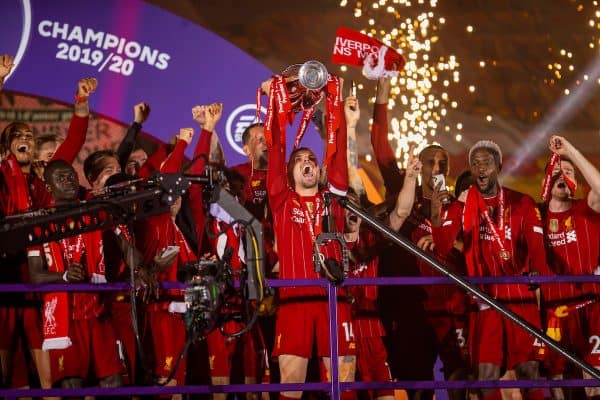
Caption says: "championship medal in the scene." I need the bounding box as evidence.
[499,250,511,261]
[549,218,559,233]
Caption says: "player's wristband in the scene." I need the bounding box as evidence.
[62,271,69,282]
[74,93,88,103]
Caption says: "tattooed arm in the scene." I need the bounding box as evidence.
[345,96,365,194]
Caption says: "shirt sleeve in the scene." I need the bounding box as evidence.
[326,101,348,196]
[370,103,402,197]
[522,196,550,275]
[51,114,89,164]
[189,129,212,175]
[138,144,167,178]
[134,218,163,267]
[522,196,560,300]
[576,197,600,221]
[159,140,188,173]
[266,111,289,212]
[187,129,213,253]
[117,122,142,170]
[431,200,463,257]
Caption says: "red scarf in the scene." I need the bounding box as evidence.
[141,216,196,313]
[0,153,32,215]
[259,74,342,166]
[167,220,196,313]
[462,186,509,277]
[541,153,577,202]
[41,229,106,350]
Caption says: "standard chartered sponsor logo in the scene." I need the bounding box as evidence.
[225,104,265,155]
[37,19,171,76]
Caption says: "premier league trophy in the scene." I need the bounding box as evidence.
[280,60,329,113]
[258,59,341,151]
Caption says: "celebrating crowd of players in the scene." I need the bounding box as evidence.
[1,52,600,400]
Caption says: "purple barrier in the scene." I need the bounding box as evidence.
[2,275,600,400]
[1,379,600,399]
[2,275,600,293]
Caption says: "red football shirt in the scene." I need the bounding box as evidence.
[135,213,197,284]
[231,162,268,221]
[347,229,386,338]
[432,187,550,301]
[408,198,467,311]
[544,199,600,298]
[61,231,106,320]
[266,91,348,299]
[31,229,106,320]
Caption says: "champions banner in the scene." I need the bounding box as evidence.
[1,0,322,165]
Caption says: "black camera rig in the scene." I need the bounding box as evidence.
[0,166,267,317]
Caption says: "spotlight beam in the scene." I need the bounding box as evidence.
[505,54,600,175]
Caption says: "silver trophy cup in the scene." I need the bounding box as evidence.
[281,60,329,112]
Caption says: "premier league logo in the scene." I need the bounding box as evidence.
[225,103,266,155]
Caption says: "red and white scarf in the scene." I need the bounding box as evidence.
[541,153,577,202]
[154,216,196,313]
[258,74,342,167]
[41,230,106,350]
[462,185,510,277]
[0,153,32,215]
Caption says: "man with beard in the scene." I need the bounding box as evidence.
[431,140,551,400]
[345,149,421,400]
[538,135,600,400]
[262,77,358,400]
[369,77,469,400]
[231,122,269,221]
[27,159,123,390]
[0,69,96,390]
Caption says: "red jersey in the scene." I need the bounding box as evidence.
[0,156,52,298]
[62,231,106,320]
[230,163,277,271]
[52,114,89,164]
[347,229,386,338]
[231,162,268,221]
[407,198,467,311]
[207,210,244,273]
[370,103,403,196]
[266,92,348,300]
[271,191,346,298]
[32,228,106,320]
[138,139,188,178]
[432,187,549,301]
[135,213,197,285]
[543,199,600,298]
